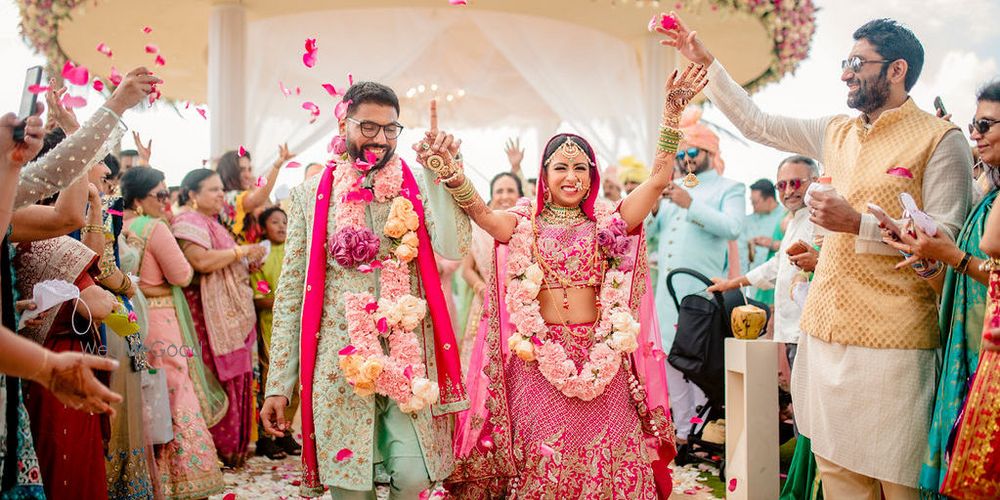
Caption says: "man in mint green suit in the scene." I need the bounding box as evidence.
[650,124,745,434]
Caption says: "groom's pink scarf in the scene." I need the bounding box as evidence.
[297,159,465,494]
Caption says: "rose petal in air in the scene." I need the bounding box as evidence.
[196,107,207,120]
[661,14,678,31]
[107,208,124,216]
[302,52,317,68]
[142,26,152,34]
[538,443,555,456]
[335,448,353,461]
[144,44,159,54]
[321,83,340,96]
[305,38,317,53]
[238,146,247,157]
[728,478,738,492]
[154,54,166,66]
[334,99,353,121]
[96,42,113,57]
[61,61,90,86]
[690,416,704,424]
[109,66,123,86]
[647,14,658,32]
[93,79,105,92]
[286,161,301,169]
[329,135,347,155]
[27,85,49,94]
[348,73,354,86]
[338,345,356,356]
[256,176,267,188]
[886,166,914,178]
[256,280,271,294]
[279,81,292,97]
[449,0,468,5]
[302,101,320,123]
[60,94,87,109]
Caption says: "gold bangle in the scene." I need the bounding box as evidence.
[81,224,105,234]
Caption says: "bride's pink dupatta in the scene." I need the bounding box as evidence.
[450,134,675,496]
[297,159,466,496]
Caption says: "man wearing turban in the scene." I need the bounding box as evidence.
[649,108,746,433]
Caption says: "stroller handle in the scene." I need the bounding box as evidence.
[664,268,727,313]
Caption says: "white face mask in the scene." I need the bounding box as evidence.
[18,279,89,333]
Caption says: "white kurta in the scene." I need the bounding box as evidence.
[704,59,972,487]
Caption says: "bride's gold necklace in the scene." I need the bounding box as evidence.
[540,204,587,225]
[530,207,604,313]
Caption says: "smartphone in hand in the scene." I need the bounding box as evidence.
[933,96,947,117]
[868,203,903,241]
[13,66,44,142]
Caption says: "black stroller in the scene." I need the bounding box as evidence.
[664,268,771,478]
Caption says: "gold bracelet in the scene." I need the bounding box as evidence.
[81,224,105,234]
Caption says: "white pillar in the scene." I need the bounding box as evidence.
[208,2,246,160]
[640,36,676,167]
[725,338,779,500]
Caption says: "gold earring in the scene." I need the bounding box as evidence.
[192,199,199,211]
[136,205,145,216]
[544,188,552,204]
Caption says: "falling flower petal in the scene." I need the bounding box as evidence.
[144,44,159,54]
[886,166,914,178]
[92,79,105,92]
[335,99,353,120]
[647,15,658,32]
[403,365,413,380]
[329,135,347,155]
[348,73,354,86]
[302,52,316,68]
[107,208,124,216]
[109,66,123,86]
[305,38,317,53]
[279,81,292,97]
[295,87,301,95]
[154,54,166,66]
[338,345,357,356]
[196,107,207,119]
[256,280,271,294]
[376,317,388,333]
[96,42,113,57]
[302,101,320,123]
[689,416,704,424]
[238,146,247,157]
[61,61,90,86]
[286,161,301,169]
[728,478,738,492]
[184,101,190,109]
[142,26,152,34]
[27,84,49,94]
[255,176,267,188]
[660,14,678,31]
[364,302,378,313]
[538,443,555,456]
[60,94,87,109]
[363,150,378,165]
[335,448,353,461]
[321,83,340,96]
[449,0,468,5]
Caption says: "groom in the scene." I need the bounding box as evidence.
[261,82,471,498]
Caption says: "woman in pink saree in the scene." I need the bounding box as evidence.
[434,64,707,498]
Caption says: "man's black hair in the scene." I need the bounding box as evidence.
[853,19,924,91]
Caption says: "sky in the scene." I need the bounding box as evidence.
[1,0,998,207]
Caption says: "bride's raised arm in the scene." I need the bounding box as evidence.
[619,62,707,231]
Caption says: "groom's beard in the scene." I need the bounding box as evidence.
[347,140,395,170]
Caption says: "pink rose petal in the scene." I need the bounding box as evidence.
[305,38,317,53]
[255,176,267,188]
[142,26,152,34]
[321,83,340,96]
[334,99,352,121]
[886,166,914,178]
[302,52,316,68]
[96,42,113,58]
[154,54,166,66]
[647,15,658,32]
[196,107,207,119]
[107,208,124,216]
[256,280,271,294]
[144,44,159,54]
[338,345,357,356]
[109,66,123,86]
[530,336,543,346]
[92,79,105,92]
[335,448,353,461]
[61,61,90,86]
[27,84,49,95]
[286,161,301,169]
[357,264,374,274]
[376,317,388,333]
[348,73,354,86]
[329,135,347,155]
[60,94,87,109]
[728,478,738,492]
[689,416,704,424]
[302,101,320,123]
[295,87,301,95]
[660,14,678,31]
[222,493,235,500]
[538,443,555,456]
[449,0,468,5]
[238,145,247,157]
[403,365,413,380]
[363,150,378,165]
[279,81,292,97]
[364,302,378,313]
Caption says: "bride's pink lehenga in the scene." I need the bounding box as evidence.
[448,134,675,499]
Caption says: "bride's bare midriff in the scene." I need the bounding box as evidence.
[537,286,600,324]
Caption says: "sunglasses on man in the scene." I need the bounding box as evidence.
[776,178,810,191]
[675,147,701,160]
[969,117,1000,135]
[840,56,892,73]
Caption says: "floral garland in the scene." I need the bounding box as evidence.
[505,201,640,401]
[332,153,439,413]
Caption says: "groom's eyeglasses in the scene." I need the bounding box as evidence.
[346,118,404,139]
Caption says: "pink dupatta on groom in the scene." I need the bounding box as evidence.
[296,158,466,495]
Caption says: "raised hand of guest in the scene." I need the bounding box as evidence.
[105,67,163,116]
[274,142,296,167]
[45,81,81,134]
[0,107,44,170]
[655,11,715,67]
[505,137,524,172]
[133,131,152,164]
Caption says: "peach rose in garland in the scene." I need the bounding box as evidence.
[388,197,420,232]
[360,358,384,383]
[353,380,376,397]
[395,243,417,263]
[384,218,407,239]
[339,354,364,379]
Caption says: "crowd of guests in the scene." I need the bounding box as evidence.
[0,13,998,500]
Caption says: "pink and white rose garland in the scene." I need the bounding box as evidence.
[505,201,640,401]
[333,154,439,413]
